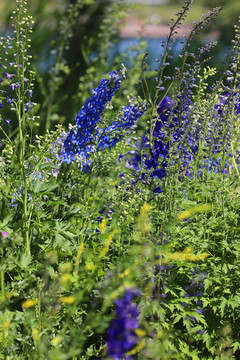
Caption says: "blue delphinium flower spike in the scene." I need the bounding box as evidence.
[106,288,141,360]
[63,71,122,167]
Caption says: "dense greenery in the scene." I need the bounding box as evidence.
[0,0,240,359]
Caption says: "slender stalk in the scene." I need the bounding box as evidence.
[150,1,193,145]
[0,248,5,301]
[16,5,31,254]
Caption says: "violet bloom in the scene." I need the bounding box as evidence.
[63,70,122,167]
[106,288,141,360]
[62,70,146,171]
[4,73,15,79]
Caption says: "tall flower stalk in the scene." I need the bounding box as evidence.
[0,0,36,253]
[14,1,35,253]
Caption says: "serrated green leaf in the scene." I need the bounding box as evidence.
[220,298,227,317]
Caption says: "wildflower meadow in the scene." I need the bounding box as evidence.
[0,0,240,358]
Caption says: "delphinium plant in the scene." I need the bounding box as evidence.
[0,0,37,254]
[124,5,240,359]
[0,0,240,359]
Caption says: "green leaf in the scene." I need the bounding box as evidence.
[220,297,227,317]
[227,296,240,310]
[18,252,32,270]
[172,314,182,324]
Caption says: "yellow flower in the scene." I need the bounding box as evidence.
[119,268,131,279]
[135,328,146,337]
[61,296,75,304]
[32,328,40,341]
[60,273,71,283]
[74,242,85,279]
[126,339,146,356]
[109,286,124,300]
[99,218,107,234]
[22,299,37,309]
[5,292,13,299]
[137,203,151,234]
[0,321,10,331]
[51,335,62,346]
[178,204,212,220]
[85,262,95,271]
[75,242,84,266]
[157,246,209,264]
[100,229,120,259]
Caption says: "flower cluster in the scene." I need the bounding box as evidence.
[96,102,147,151]
[106,288,141,360]
[50,130,68,177]
[0,1,36,129]
[63,70,121,166]
[124,83,238,193]
[61,70,147,171]
[120,96,172,193]
[96,203,114,234]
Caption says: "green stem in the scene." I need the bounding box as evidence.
[1,247,5,301]
[231,142,240,182]
[16,8,30,254]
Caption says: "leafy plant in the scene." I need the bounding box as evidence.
[0,0,240,359]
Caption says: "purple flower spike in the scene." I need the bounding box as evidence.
[63,70,122,167]
[106,288,141,360]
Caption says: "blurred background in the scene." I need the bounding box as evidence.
[0,0,238,133]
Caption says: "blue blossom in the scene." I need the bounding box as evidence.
[106,288,141,360]
[4,72,15,79]
[5,96,14,105]
[24,101,36,112]
[10,82,20,91]
[62,71,147,171]
[120,96,172,193]
[96,102,147,151]
[124,82,238,192]
[63,71,121,166]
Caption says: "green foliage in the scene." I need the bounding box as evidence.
[0,0,240,359]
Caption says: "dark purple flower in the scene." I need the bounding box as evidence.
[5,96,13,105]
[106,288,141,360]
[4,73,15,79]
[10,82,20,91]
[63,71,122,167]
